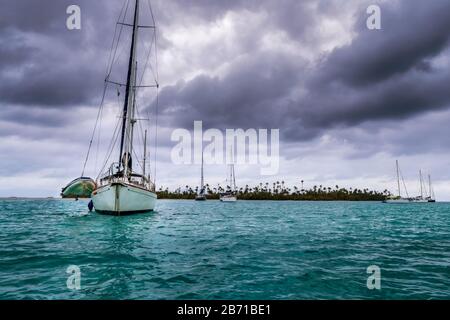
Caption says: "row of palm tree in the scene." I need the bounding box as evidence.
[156,181,390,201]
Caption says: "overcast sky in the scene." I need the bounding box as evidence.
[1,0,450,199]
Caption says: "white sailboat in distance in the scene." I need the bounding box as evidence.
[92,0,157,215]
[220,148,237,202]
[412,170,429,203]
[195,150,207,201]
[427,174,436,202]
[383,160,412,204]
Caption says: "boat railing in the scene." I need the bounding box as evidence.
[97,168,156,192]
[99,162,120,180]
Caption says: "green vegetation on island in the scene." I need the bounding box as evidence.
[156,181,390,201]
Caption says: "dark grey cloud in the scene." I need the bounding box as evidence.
[151,0,450,147]
[152,0,346,51]
[0,0,125,110]
[290,0,450,141]
[0,106,69,128]
[156,50,304,130]
[0,31,34,67]
[3,0,450,198]
[313,0,450,87]
[295,65,450,131]
[2,0,450,158]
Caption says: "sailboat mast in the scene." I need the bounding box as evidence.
[229,164,232,188]
[126,60,138,174]
[396,160,401,197]
[228,146,235,191]
[200,150,204,192]
[143,129,147,179]
[419,170,423,198]
[232,164,236,191]
[118,0,140,174]
[428,174,433,199]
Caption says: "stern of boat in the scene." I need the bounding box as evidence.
[92,182,156,215]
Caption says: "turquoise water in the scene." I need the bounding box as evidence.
[0,199,449,300]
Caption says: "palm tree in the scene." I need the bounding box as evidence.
[156,182,387,201]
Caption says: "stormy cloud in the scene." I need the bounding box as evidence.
[154,0,450,142]
[1,0,450,198]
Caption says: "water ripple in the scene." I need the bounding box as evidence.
[0,199,449,299]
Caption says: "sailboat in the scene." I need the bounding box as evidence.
[427,174,436,202]
[412,170,429,203]
[91,0,157,215]
[410,170,436,203]
[220,148,237,202]
[195,150,207,201]
[383,160,412,203]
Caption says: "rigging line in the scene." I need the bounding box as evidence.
[151,5,160,84]
[81,81,108,177]
[126,99,143,172]
[105,0,128,77]
[122,109,145,175]
[97,117,122,181]
[135,9,156,87]
[93,88,117,175]
[135,132,144,172]
[142,0,158,85]
[134,35,156,156]
[111,32,133,77]
[134,2,158,95]
[136,17,157,87]
[107,0,131,78]
[133,0,159,184]
[153,84,159,185]
[131,144,145,172]
[134,91,148,137]
[131,115,144,171]
[134,103,146,160]
[132,53,152,159]
[399,168,409,198]
[143,93,153,177]
[150,0,160,186]
[147,0,157,36]
[146,32,158,85]
[97,94,124,179]
[98,117,120,176]
[137,32,156,86]
[93,93,104,176]
[81,0,129,178]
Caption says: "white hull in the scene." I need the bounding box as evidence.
[384,199,433,204]
[383,198,412,204]
[92,182,156,215]
[220,195,237,202]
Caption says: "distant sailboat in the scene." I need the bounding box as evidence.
[195,150,206,201]
[220,148,237,202]
[91,0,157,215]
[410,170,436,203]
[427,174,436,202]
[383,160,412,203]
[412,170,429,203]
